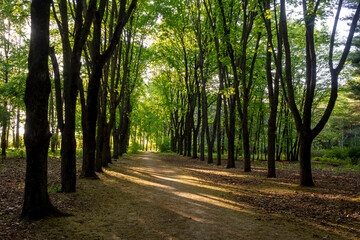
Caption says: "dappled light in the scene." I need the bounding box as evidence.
[104,165,255,216]
[1,152,359,239]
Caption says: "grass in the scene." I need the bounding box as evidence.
[3,147,359,173]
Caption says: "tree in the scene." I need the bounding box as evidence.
[20,0,61,220]
[260,0,282,178]
[280,0,360,186]
[81,0,137,175]
[52,0,97,191]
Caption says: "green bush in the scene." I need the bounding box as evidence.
[313,156,343,165]
[312,149,325,158]
[324,147,347,160]
[315,146,360,166]
[128,142,141,154]
[7,148,25,158]
[159,137,171,152]
[348,146,360,165]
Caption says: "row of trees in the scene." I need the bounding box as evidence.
[0,0,358,220]
[141,0,360,186]
[18,0,159,220]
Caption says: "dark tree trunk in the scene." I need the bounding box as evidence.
[15,106,20,148]
[192,127,198,158]
[204,1,224,166]
[171,128,177,153]
[216,119,222,166]
[112,126,120,158]
[61,84,78,192]
[49,46,64,133]
[95,88,106,171]
[227,98,236,168]
[1,21,10,159]
[178,117,184,155]
[1,103,7,158]
[119,97,132,156]
[56,0,98,193]
[21,0,61,220]
[279,0,360,186]
[261,0,281,178]
[192,98,201,159]
[82,0,137,173]
[267,110,277,177]
[242,104,251,172]
[101,123,112,164]
[49,91,56,153]
[299,131,314,186]
[184,110,193,157]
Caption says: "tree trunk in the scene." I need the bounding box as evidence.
[82,0,137,171]
[21,0,61,220]
[112,126,120,159]
[95,90,106,171]
[1,102,7,159]
[178,117,184,155]
[267,109,277,177]
[299,131,314,186]
[61,100,77,192]
[119,97,132,156]
[242,103,251,172]
[55,0,98,193]
[263,0,281,177]
[192,103,201,159]
[15,107,20,148]
[226,97,236,168]
[101,123,112,164]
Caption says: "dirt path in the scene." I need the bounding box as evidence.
[31,152,351,239]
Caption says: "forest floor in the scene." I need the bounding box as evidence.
[0,152,359,240]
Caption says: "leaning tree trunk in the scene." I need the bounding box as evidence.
[21,0,60,220]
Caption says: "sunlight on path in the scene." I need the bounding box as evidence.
[33,152,347,240]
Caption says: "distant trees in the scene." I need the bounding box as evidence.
[0,2,28,159]
[148,0,360,186]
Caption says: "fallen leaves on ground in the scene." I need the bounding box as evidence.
[160,154,360,237]
[0,157,81,240]
[1,153,359,239]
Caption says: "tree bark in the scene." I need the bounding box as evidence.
[21,0,61,220]
[15,106,20,148]
[1,103,7,159]
[299,131,314,186]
